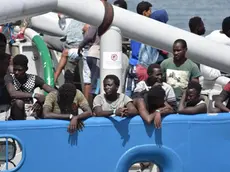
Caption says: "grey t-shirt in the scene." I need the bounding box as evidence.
[93,93,132,111]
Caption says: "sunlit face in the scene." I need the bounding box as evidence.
[103,79,118,95]
[173,42,187,62]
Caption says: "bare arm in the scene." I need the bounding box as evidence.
[178,104,207,114]
[215,90,230,112]
[77,104,92,120]
[43,106,71,120]
[133,98,155,124]
[178,92,207,114]
[42,84,56,93]
[93,106,114,117]
[158,102,174,115]
[6,81,33,99]
[78,26,97,49]
[126,102,138,116]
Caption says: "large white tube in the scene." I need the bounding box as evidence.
[56,0,230,73]
[100,26,123,93]
[0,0,57,24]
[1,0,230,73]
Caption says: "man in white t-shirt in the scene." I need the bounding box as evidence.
[200,16,230,80]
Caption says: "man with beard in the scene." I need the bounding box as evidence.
[178,81,207,114]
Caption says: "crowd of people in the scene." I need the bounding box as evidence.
[0,0,230,134]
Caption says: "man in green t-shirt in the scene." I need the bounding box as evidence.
[161,39,201,102]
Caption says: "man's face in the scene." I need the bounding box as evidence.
[13,65,26,79]
[103,79,117,95]
[151,68,163,83]
[143,8,152,17]
[186,88,199,106]
[173,42,187,62]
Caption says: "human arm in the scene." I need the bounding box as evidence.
[125,101,138,117]
[78,26,97,54]
[215,89,230,112]
[93,95,115,117]
[35,76,56,93]
[4,74,44,102]
[178,92,207,114]
[76,90,92,119]
[133,98,155,124]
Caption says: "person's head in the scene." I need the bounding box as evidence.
[222,16,230,38]
[147,86,165,111]
[189,16,205,35]
[186,81,202,106]
[13,54,28,79]
[58,83,77,109]
[114,0,127,9]
[136,1,152,17]
[173,39,187,62]
[147,64,162,85]
[0,33,7,54]
[150,9,168,24]
[103,74,120,95]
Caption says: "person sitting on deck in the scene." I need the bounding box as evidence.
[4,54,55,120]
[133,64,177,111]
[133,85,173,128]
[43,83,92,133]
[93,74,137,117]
[178,81,207,114]
[213,82,230,113]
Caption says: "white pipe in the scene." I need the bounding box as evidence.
[100,26,123,93]
[55,0,230,73]
[0,0,57,24]
[1,0,230,73]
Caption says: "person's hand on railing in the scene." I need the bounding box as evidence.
[68,116,85,133]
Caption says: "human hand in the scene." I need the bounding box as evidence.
[154,111,161,129]
[68,116,85,133]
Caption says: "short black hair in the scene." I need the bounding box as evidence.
[187,81,202,94]
[174,39,187,49]
[103,74,120,87]
[147,63,161,76]
[136,1,152,15]
[222,16,230,34]
[58,83,77,104]
[13,54,28,68]
[114,0,127,9]
[189,16,202,33]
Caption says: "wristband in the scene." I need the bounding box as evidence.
[69,114,73,120]
[156,109,160,113]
